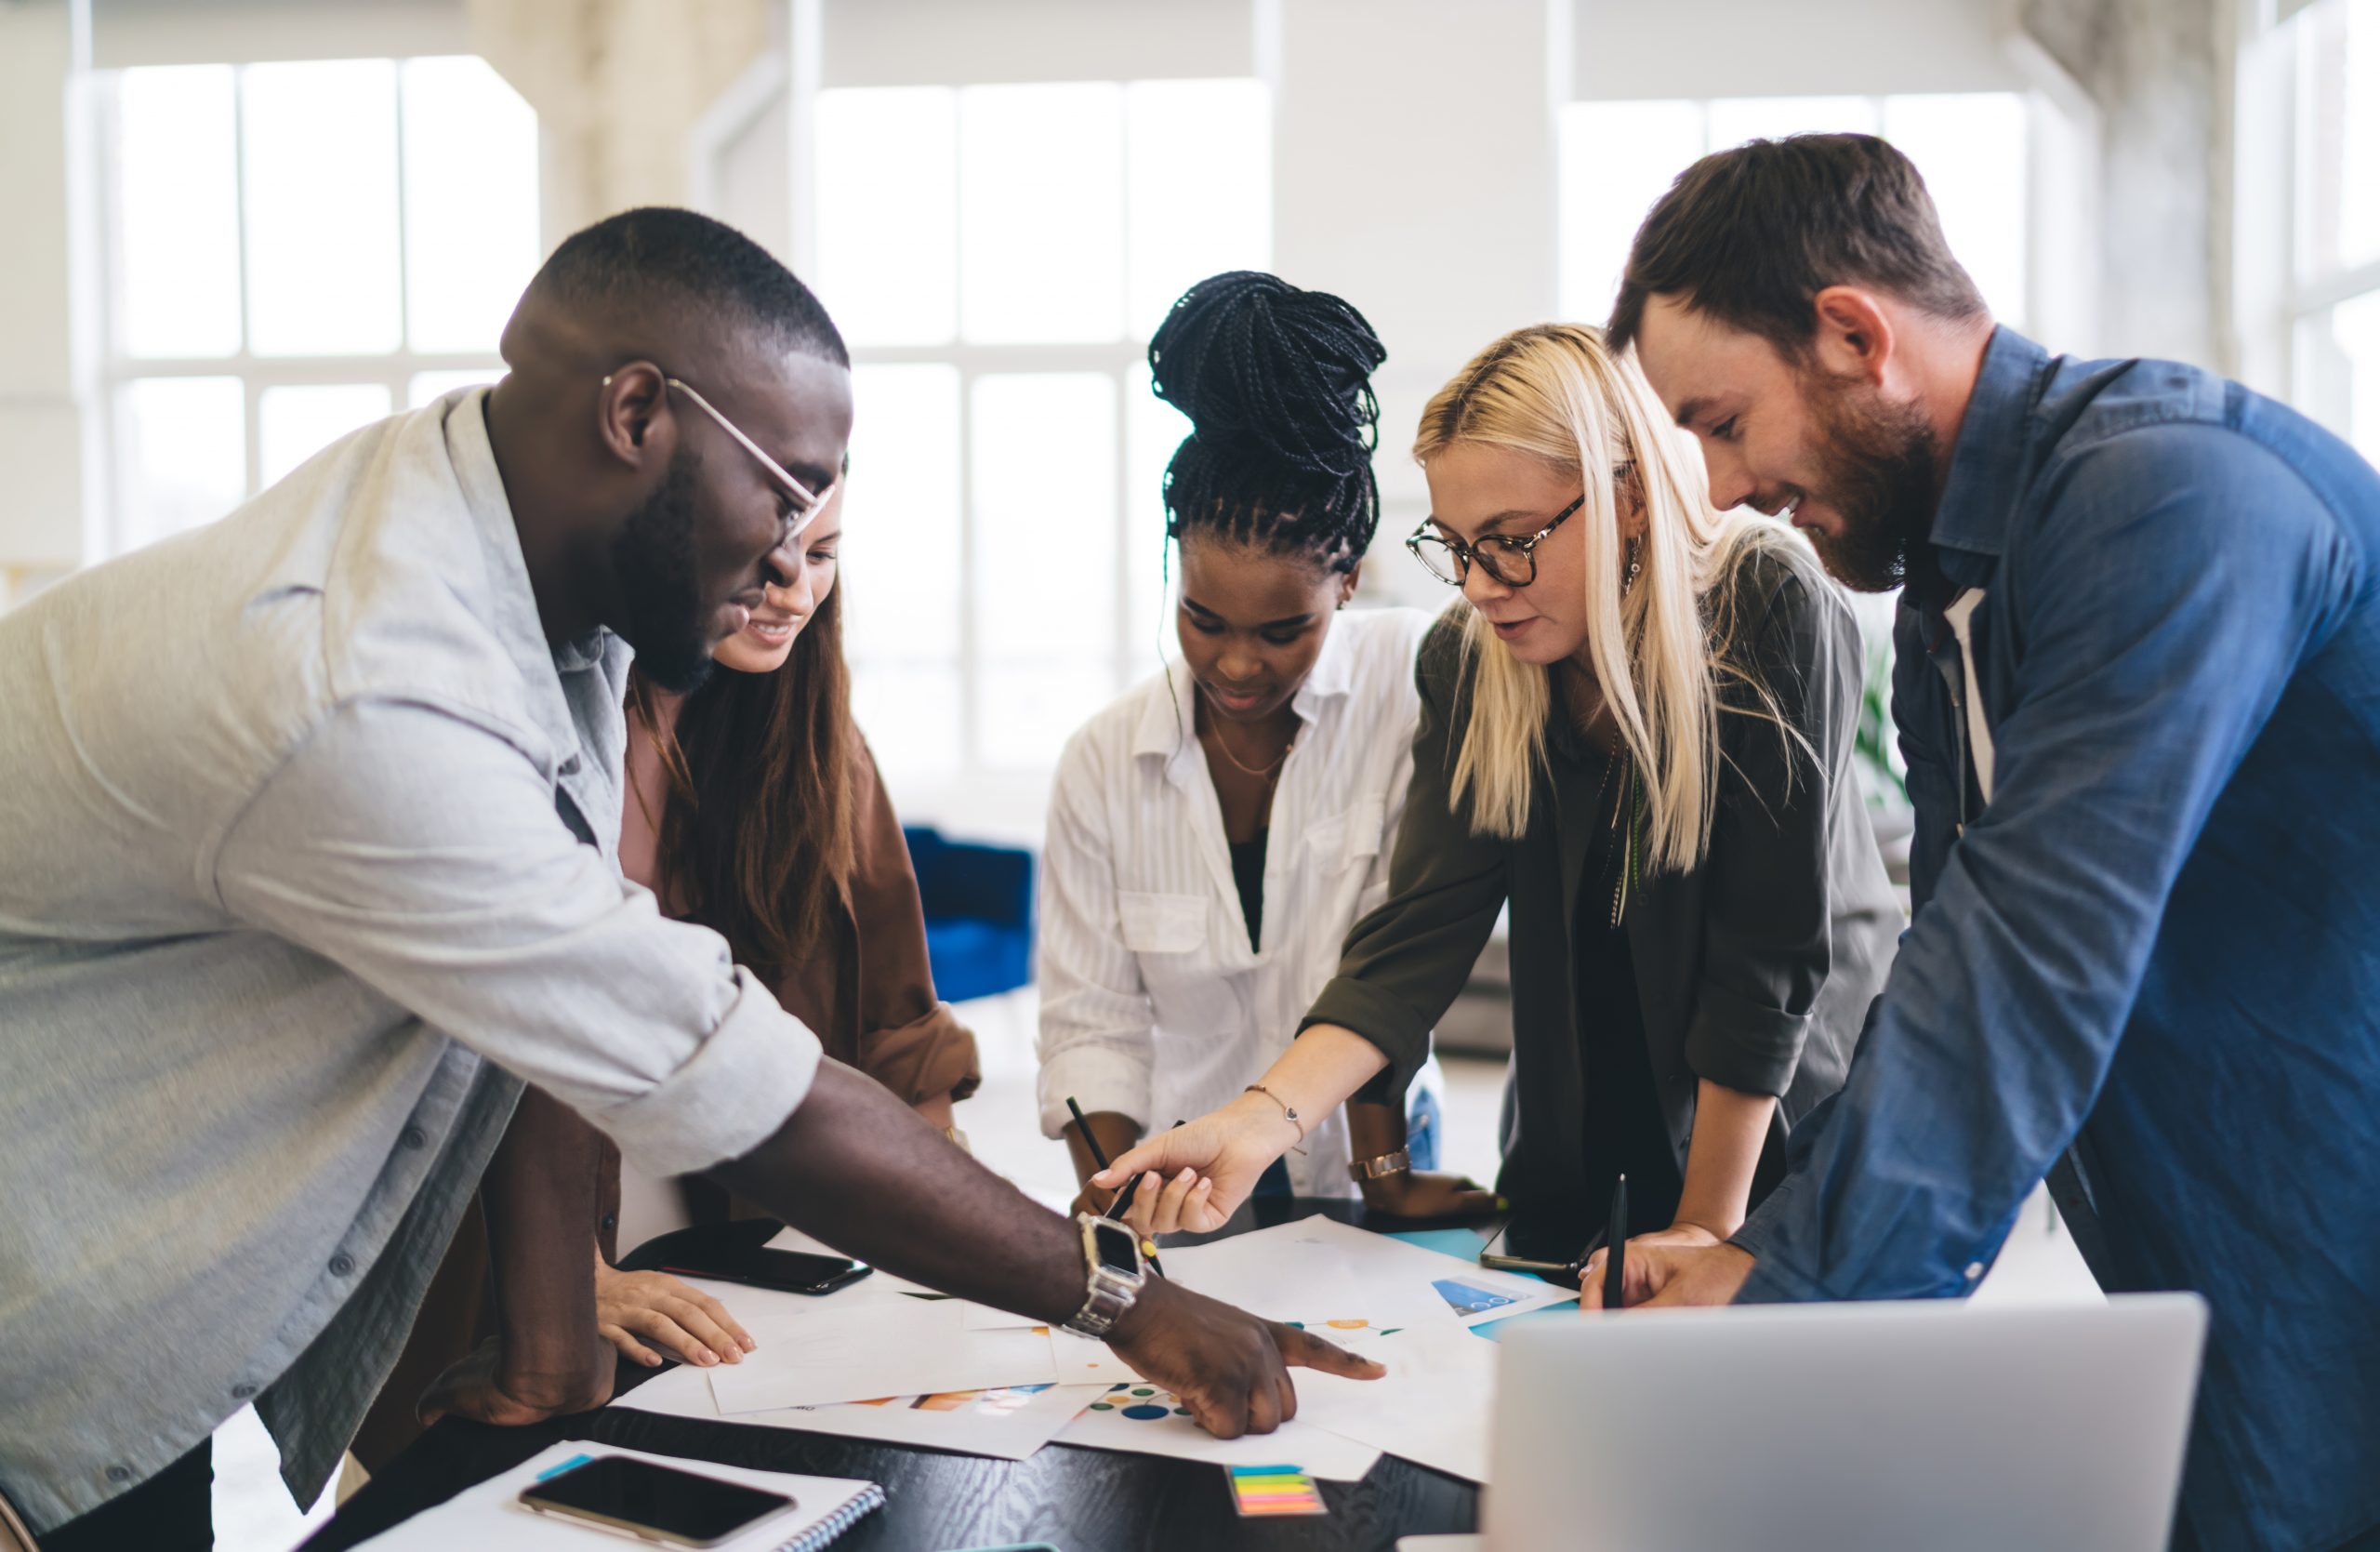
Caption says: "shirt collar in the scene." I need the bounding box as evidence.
[443,389,606,766]
[1129,610,1360,777]
[1926,325,2053,577]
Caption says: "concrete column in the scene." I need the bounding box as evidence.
[468,0,773,245]
[2022,0,2232,368]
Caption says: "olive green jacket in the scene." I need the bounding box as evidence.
[1310,537,1900,1211]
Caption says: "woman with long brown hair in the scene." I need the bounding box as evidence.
[353,481,979,1465]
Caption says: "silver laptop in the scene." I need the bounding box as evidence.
[1482,1294,2206,1552]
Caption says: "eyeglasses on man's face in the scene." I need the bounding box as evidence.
[601,368,839,550]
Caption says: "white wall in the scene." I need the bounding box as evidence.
[1573,0,2031,99]
[0,0,91,601]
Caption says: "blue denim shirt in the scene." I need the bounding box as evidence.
[1730,329,2380,1552]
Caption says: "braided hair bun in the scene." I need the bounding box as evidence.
[1147,271,1387,574]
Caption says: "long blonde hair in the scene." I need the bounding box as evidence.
[1415,323,1785,872]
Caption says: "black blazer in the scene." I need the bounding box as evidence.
[1309,536,1901,1212]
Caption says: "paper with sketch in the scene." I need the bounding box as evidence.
[1289,1323,1499,1483]
[612,1360,1104,1461]
[1053,1382,1383,1481]
[707,1299,1060,1413]
[1166,1215,1576,1329]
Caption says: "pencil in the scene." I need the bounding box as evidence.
[1064,1096,1167,1279]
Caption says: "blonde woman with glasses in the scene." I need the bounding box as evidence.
[1096,324,1899,1272]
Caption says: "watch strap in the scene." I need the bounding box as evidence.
[1349,1147,1413,1182]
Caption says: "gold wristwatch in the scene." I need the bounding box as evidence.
[1349,1147,1412,1182]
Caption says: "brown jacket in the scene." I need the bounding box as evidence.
[351,724,978,1469]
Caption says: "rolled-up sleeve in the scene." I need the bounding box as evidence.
[1680,556,1866,1098]
[1034,734,1160,1136]
[214,698,821,1177]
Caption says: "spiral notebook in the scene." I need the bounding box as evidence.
[354,1439,884,1552]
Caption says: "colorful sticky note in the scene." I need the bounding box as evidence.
[1225,1462,1329,1517]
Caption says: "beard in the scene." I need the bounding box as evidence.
[612,447,716,693]
[1799,376,1941,594]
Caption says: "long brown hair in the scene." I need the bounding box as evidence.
[627,580,856,980]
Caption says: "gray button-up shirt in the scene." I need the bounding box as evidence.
[0,391,822,1532]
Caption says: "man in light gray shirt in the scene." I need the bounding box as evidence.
[0,209,1375,1547]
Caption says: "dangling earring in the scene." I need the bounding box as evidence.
[1622,537,1644,597]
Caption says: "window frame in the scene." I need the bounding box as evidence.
[91,57,523,557]
[798,76,1269,786]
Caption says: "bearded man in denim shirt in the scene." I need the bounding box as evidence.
[1591,134,2379,1552]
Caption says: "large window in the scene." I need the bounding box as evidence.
[99,57,538,555]
[1559,93,2031,331]
[809,78,1270,784]
[2291,0,2380,460]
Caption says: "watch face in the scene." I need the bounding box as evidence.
[1091,1218,1141,1275]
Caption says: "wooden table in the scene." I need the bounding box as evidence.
[302,1199,1487,1551]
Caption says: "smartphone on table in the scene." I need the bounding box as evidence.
[658,1244,873,1295]
[1478,1214,1592,1280]
[518,1455,796,1548]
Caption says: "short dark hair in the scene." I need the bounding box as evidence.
[531,206,848,366]
[1606,134,1987,358]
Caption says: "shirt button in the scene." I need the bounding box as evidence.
[600,1214,617,1232]
[105,1466,132,1483]
[1964,1261,1986,1280]
[558,754,582,776]
[329,1254,357,1278]
[231,1383,258,1400]
[400,1126,427,1150]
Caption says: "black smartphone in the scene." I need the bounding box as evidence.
[519,1455,796,1548]
[1479,1214,1593,1280]
[660,1245,874,1295]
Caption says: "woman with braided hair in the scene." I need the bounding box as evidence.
[1036,272,1475,1221]
[1096,322,1901,1271]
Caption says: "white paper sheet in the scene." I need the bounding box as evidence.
[612,1360,1107,1462]
[1048,1325,1144,1384]
[1164,1214,1577,1330]
[1288,1323,1500,1484]
[353,1439,879,1550]
[707,1299,1060,1413]
[1052,1382,1384,1481]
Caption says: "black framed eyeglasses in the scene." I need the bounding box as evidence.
[1407,492,1587,589]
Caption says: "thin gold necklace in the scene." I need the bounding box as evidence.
[1203,698,1296,778]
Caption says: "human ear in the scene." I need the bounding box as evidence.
[1337,558,1362,608]
[1808,286,1895,385]
[597,362,670,469]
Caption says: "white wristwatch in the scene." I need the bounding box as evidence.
[1063,1212,1147,1338]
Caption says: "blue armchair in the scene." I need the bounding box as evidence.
[902,827,1036,1003]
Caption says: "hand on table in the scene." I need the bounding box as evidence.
[1578,1231,1755,1310]
[1091,1095,1297,1235]
[594,1262,757,1370]
[1357,1169,1501,1221]
[416,1337,611,1427]
[1105,1276,1384,1438]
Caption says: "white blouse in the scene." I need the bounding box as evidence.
[1035,605,1440,1198]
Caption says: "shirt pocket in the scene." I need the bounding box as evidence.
[1304,797,1387,875]
[1117,890,1209,956]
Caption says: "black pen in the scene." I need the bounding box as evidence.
[1064,1096,1167,1279]
[1604,1173,1628,1310]
[1567,1171,1629,1305]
